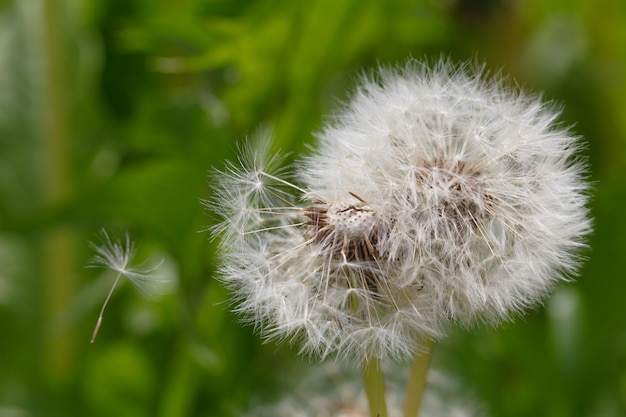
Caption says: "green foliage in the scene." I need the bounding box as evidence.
[0,0,625,416]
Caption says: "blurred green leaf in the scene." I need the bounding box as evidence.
[83,342,156,417]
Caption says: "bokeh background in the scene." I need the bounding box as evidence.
[1,0,625,416]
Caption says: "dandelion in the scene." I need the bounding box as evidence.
[244,362,486,417]
[210,59,591,416]
[88,229,164,343]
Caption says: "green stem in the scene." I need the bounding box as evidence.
[403,338,434,417]
[42,0,75,380]
[361,357,388,417]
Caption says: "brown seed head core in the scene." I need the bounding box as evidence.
[303,194,380,263]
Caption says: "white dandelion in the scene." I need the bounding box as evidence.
[88,229,164,343]
[244,362,486,417]
[210,59,591,416]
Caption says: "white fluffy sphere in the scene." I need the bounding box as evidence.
[211,59,591,361]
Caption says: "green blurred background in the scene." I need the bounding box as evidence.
[0,0,624,416]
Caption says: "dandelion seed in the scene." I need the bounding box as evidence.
[88,229,164,343]
[210,59,591,362]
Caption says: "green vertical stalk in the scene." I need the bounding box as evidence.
[361,357,389,417]
[42,0,75,380]
[402,338,434,417]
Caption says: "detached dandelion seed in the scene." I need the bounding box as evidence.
[88,229,163,343]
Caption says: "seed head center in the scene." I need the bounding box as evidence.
[326,203,376,239]
[303,195,380,261]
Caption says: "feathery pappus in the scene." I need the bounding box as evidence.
[209,59,591,362]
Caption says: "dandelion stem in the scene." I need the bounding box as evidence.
[403,338,434,417]
[90,272,123,343]
[361,356,389,417]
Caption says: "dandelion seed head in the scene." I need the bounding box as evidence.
[244,363,486,417]
[211,59,591,361]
